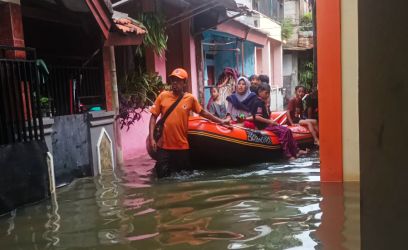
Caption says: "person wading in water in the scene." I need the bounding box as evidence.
[149,68,230,178]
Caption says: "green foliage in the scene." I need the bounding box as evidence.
[136,13,168,57]
[118,12,169,128]
[118,72,168,130]
[299,61,314,91]
[300,13,313,31]
[121,72,166,107]
[281,19,294,40]
[116,12,168,128]
[40,97,49,105]
[39,96,53,117]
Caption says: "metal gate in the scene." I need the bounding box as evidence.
[0,46,44,145]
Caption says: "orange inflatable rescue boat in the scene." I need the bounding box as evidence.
[148,111,314,166]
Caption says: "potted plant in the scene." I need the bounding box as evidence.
[40,96,53,117]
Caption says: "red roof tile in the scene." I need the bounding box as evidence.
[113,18,146,35]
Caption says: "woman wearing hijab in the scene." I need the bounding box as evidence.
[225,76,257,124]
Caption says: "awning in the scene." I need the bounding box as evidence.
[216,20,268,46]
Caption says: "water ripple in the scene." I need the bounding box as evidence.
[0,150,360,250]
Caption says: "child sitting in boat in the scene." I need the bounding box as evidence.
[208,86,227,119]
[249,74,261,93]
[225,76,257,127]
[251,83,308,160]
[287,85,319,146]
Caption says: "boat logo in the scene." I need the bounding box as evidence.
[247,131,273,145]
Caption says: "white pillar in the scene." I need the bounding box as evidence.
[342,0,360,181]
[261,40,272,78]
[272,43,283,87]
[109,46,123,166]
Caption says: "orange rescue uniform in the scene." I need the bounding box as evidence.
[150,91,202,150]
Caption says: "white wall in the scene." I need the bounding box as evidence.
[341,0,360,181]
[235,13,282,42]
[261,40,272,76]
[259,15,282,42]
[272,42,283,86]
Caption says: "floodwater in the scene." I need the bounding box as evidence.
[0,151,360,250]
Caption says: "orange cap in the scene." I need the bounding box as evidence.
[169,68,188,80]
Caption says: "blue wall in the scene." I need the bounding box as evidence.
[243,41,255,77]
[202,30,257,107]
[203,30,256,85]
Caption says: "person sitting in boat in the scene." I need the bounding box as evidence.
[303,89,319,120]
[249,74,261,93]
[216,67,238,106]
[251,83,308,160]
[208,86,227,119]
[286,85,320,146]
[259,74,270,85]
[225,76,257,127]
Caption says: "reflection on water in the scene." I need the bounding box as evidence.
[0,151,360,249]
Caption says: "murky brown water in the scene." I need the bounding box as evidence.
[0,151,360,249]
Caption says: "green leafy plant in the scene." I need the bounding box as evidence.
[136,13,168,57]
[300,13,313,31]
[40,96,53,117]
[118,72,168,130]
[281,18,294,40]
[117,12,168,129]
[299,61,314,91]
[40,97,49,106]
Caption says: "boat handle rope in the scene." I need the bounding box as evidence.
[192,116,311,135]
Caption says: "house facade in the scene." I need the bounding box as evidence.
[0,0,146,214]
[120,0,285,158]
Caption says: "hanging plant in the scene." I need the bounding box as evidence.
[299,61,314,91]
[117,72,168,130]
[117,12,168,129]
[136,13,168,57]
[281,18,294,41]
[300,13,313,31]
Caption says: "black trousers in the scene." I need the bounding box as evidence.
[154,148,191,178]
